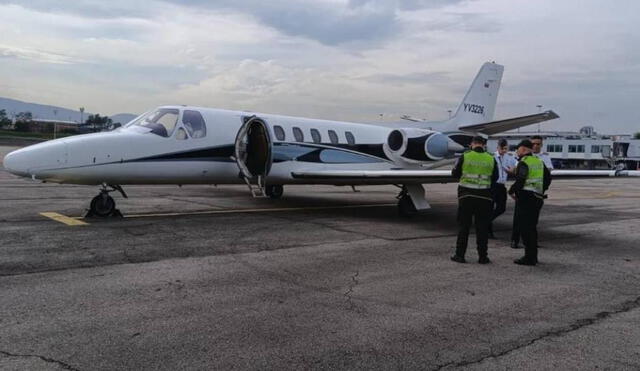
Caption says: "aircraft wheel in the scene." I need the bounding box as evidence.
[90,193,116,217]
[397,195,417,217]
[265,184,284,199]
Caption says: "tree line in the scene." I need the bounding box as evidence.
[0,109,121,134]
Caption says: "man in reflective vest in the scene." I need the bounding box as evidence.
[509,139,552,266]
[451,136,499,264]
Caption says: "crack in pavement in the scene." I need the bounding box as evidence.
[0,350,80,371]
[432,295,640,370]
[343,271,361,312]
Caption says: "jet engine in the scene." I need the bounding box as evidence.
[384,128,464,163]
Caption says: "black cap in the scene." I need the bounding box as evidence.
[517,139,533,149]
[471,135,487,145]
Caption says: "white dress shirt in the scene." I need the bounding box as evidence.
[494,151,517,184]
[535,152,554,169]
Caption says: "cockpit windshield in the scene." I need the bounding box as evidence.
[127,108,179,137]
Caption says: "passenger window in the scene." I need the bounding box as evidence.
[345,131,355,145]
[182,110,207,139]
[328,130,339,144]
[310,129,321,143]
[175,127,188,140]
[293,127,304,142]
[274,125,285,141]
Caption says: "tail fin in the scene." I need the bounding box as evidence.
[445,62,504,130]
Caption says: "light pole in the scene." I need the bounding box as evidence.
[79,107,85,125]
[448,109,452,119]
[536,104,543,132]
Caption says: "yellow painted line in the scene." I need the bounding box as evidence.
[63,200,460,221]
[40,212,89,226]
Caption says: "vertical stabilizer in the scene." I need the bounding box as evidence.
[445,62,503,130]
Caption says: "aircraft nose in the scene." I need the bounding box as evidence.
[2,149,29,177]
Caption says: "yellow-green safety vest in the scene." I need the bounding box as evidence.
[522,155,544,194]
[460,151,495,189]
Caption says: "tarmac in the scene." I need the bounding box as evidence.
[1,144,639,370]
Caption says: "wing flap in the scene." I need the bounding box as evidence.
[458,110,559,135]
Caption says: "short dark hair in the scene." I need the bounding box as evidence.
[471,135,487,145]
[531,135,543,141]
[498,138,508,147]
[517,139,533,149]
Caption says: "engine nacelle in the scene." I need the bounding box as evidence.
[384,128,460,163]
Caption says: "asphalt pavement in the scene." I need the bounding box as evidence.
[1,144,639,370]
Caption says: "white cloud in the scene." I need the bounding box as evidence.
[0,0,639,132]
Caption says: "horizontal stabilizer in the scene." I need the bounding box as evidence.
[458,110,559,135]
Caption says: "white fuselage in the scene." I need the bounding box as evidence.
[4,106,442,186]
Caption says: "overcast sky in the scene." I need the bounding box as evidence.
[0,0,638,132]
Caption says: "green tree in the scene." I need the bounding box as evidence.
[14,111,33,132]
[634,132,640,140]
[0,109,12,129]
[84,113,113,132]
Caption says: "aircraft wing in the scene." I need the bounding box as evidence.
[458,110,560,135]
[291,168,640,185]
[291,169,455,184]
[550,170,640,178]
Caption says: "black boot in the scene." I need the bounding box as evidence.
[514,257,536,266]
[451,255,466,263]
[510,241,522,249]
[478,256,491,264]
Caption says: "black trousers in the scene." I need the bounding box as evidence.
[456,196,492,258]
[489,184,507,233]
[511,196,544,245]
[514,191,544,263]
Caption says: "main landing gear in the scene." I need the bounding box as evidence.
[395,184,430,217]
[265,184,284,199]
[86,184,127,217]
[396,186,417,217]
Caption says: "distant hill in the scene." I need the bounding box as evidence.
[0,97,137,124]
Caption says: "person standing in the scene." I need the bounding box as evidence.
[489,139,517,238]
[511,135,553,248]
[450,136,499,264]
[531,135,554,169]
[509,140,552,266]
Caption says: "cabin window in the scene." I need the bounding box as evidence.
[591,145,601,153]
[182,110,207,138]
[293,127,304,142]
[274,125,286,141]
[132,108,179,137]
[311,129,321,143]
[345,131,355,145]
[328,130,339,145]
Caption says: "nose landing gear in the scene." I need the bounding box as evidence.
[86,184,127,217]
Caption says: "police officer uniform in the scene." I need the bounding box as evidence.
[450,137,499,264]
[510,142,552,266]
[511,151,553,248]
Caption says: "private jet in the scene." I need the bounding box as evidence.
[4,62,638,217]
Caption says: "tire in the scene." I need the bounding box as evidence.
[265,184,284,199]
[90,194,116,217]
[397,195,417,217]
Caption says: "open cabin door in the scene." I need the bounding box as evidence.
[234,116,273,197]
